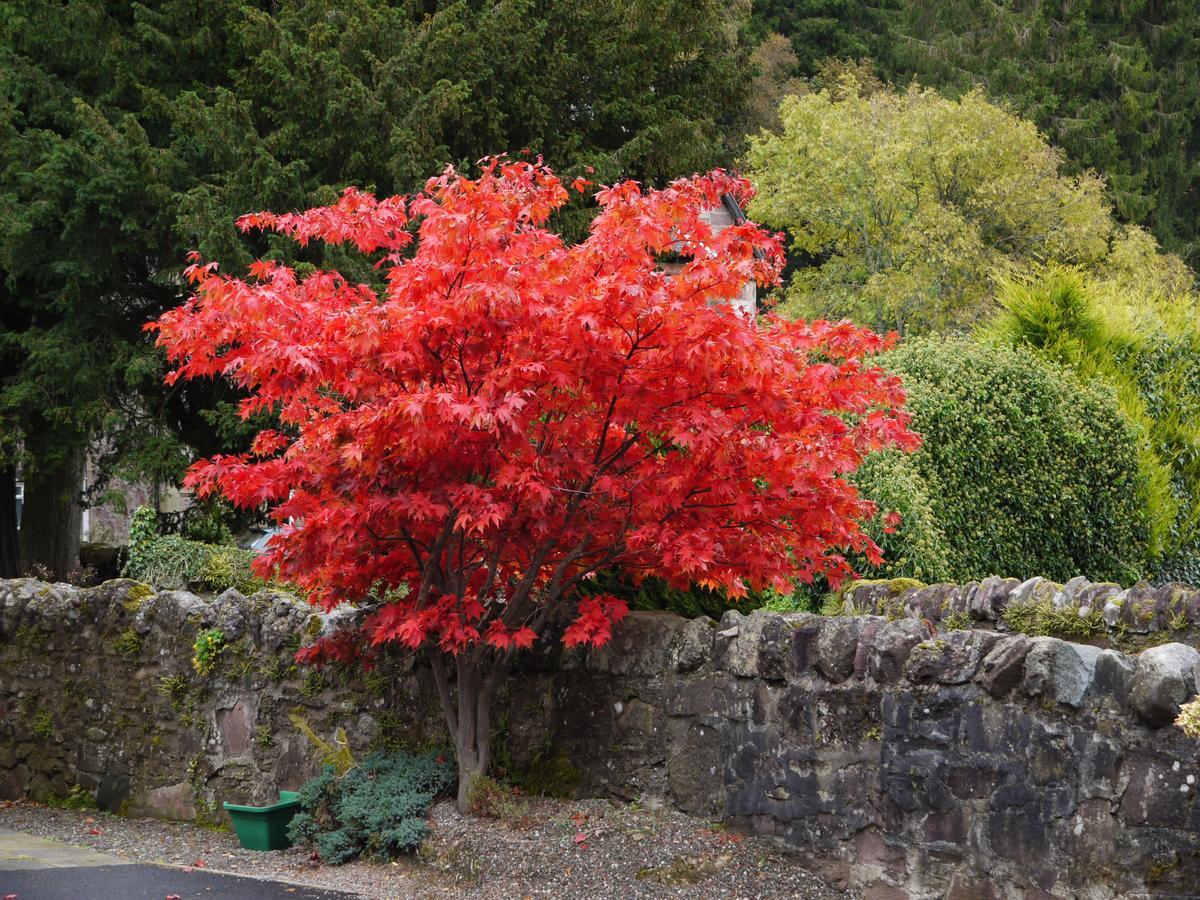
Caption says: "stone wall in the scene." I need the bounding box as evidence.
[2,577,1200,898]
[841,576,1200,652]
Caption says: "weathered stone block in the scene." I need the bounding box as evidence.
[815,616,867,683]
[1129,642,1200,727]
[1054,642,1102,708]
[132,781,196,820]
[1022,638,1059,699]
[882,748,953,813]
[988,803,1052,866]
[1093,649,1136,706]
[853,829,907,882]
[862,886,910,900]
[1009,576,1044,608]
[1078,732,1122,800]
[1121,582,1160,633]
[666,717,724,816]
[587,610,687,677]
[946,875,1003,900]
[923,807,969,846]
[1119,755,1193,828]
[664,673,748,721]
[969,576,1020,622]
[976,635,1032,698]
[868,619,927,684]
[668,616,714,673]
[751,610,798,681]
[0,764,30,800]
[911,630,1001,685]
[790,619,822,677]
[96,772,130,812]
[216,698,256,758]
[853,617,886,680]
[1062,797,1118,871]
[1053,576,1090,610]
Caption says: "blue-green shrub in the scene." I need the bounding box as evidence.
[287,751,455,865]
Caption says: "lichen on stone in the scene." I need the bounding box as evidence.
[1176,698,1200,738]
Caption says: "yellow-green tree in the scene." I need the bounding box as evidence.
[745,80,1185,334]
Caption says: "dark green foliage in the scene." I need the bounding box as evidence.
[849,450,952,584]
[579,568,766,620]
[123,504,267,594]
[882,1,1200,260]
[879,338,1150,583]
[287,751,455,865]
[748,0,899,76]
[123,534,264,594]
[783,451,952,612]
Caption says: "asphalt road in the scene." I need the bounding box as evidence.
[0,863,361,899]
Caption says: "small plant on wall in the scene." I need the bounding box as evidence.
[191,629,225,676]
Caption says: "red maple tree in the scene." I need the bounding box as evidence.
[151,159,917,807]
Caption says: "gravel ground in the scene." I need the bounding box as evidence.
[0,797,853,899]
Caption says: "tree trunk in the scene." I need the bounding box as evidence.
[452,657,492,812]
[19,447,85,579]
[0,465,18,578]
[429,652,498,813]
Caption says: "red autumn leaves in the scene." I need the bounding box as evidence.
[151,157,917,662]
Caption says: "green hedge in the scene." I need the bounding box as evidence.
[873,337,1149,583]
[849,450,953,584]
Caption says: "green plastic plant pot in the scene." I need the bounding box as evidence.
[223,791,301,851]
